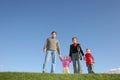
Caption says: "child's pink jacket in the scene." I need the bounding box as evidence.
[59,56,72,68]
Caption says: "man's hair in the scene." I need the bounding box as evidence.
[51,31,57,34]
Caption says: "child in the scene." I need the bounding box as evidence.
[84,48,95,73]
[59,55,72,74]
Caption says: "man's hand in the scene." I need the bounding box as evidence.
[59,54,62,57]
[43,48,46,53]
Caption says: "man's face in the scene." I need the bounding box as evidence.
[52,32,56,38]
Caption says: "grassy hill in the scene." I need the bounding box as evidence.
[0,72,120,80]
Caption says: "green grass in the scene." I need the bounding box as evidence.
[0,72,120,80]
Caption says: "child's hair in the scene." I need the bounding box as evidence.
[86,48,90,51]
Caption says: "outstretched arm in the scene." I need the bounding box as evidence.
[69,57,72,62]
[57,41,61,55]
[92,55,95,63]
[59,55,63,62]
[43,38,48,53]
[69,45,72,58]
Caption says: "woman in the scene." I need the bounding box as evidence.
[69,37,84,73]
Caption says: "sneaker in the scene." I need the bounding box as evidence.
[42,71,45,73]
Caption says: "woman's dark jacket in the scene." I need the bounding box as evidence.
[69,44,84,60]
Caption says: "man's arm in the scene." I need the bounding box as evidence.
[59,55,63,62]
[43,38,48,52]
[56,41,61,55]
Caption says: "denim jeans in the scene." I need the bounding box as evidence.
[43,50,57,73]
[72,53,82,73]
[87,64,94,73]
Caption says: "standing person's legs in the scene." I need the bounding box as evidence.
[51,50,57,73]
[63,67,70,74]
[77,56,82,73]
[66,67,70,74]
[91,64,95,73]
[90,64,94,73]
[87,64,91,73]
[87,64,94,73]
[72,54,77,73]
[62,68,65,74]
[43,50,51,72]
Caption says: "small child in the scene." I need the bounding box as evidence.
[59,55,72,74]
[84,48,95,73]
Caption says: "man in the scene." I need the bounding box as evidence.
[43,31,61,73]
[69,37,84,73]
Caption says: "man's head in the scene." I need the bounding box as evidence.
[51,31,57,38]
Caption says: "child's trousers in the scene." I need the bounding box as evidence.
[87,64,94,73]
[63,67,70,74]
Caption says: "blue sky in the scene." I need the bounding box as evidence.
[0,0,120,73]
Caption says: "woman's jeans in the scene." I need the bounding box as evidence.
[43,50,57,73]
[72,53,82,73]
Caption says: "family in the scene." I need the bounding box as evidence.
[42,31,95,74]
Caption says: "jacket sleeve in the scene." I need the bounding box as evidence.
[56,41,61,55]
[79,44,84,56]
[91,54,95,61]
[69,45,72,58]
[43,38,48,50]
[59,56,63,62]
[69,57,72,63]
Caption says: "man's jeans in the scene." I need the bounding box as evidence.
[43,50,57,73]
[72,53,82,73]
[87,64,94,73]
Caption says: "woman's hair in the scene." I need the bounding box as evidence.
[72,37,78,41]
[51,31,57,34]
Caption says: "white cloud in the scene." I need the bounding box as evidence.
[105,67,120,74]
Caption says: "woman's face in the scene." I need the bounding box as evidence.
[72,38,77,43]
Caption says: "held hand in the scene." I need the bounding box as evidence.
[84,57,86,61]
[59,54,62,57]
[83,56,86,60]
[93,60,96,64]
[43,48,46,53]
